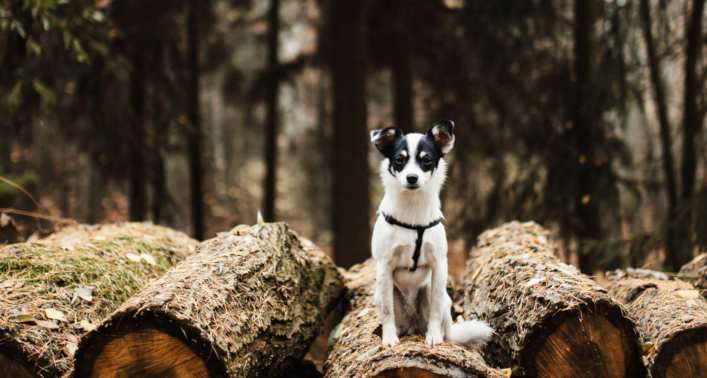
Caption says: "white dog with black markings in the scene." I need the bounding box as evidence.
[370,120,493,347]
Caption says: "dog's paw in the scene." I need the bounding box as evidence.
[381,333,400,347]
[425,327,444,347]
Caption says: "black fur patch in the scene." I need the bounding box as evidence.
[415,135,443,172]
[386,138,408,176]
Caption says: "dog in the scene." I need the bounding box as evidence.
[370,120,493,347]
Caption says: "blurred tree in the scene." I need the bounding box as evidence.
[188,0,205,239]
[329,0,370,267]
[263,0,280,222]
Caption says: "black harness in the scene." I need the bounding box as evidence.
[380,212,443,272]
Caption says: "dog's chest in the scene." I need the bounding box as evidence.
[375,222,443,269]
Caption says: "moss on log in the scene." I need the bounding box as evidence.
[73,223,343,378]
[678,253,707,298]
[606,270,707,378]
[0,223,197,377]
[324,260,507,378]
[463,221,645,377]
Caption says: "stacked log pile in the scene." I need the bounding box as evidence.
[4,219,707,377]
[324,259,506,378]
[0,223,197,377]
[463,221,646,377]
[606,269,707,378]
[73,223,343,378]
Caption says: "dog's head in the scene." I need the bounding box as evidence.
[370,120,455,193]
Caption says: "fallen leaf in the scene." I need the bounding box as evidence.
[78,319,95,332]
[73,287,94,302]
[0,213,11,227]
[11,314,36,323]
[45,308,67,322]
[63,341,78,356]
[140,253,156,265]
[36,320,60,329]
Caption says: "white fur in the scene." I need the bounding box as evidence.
[371,133,493,347]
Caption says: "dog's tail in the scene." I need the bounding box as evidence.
[445,318,494,345]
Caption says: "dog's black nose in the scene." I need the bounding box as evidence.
[406,175,418,185]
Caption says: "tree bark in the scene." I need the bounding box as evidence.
[329,0,371,268]
[74,223,343,378]
[606,270,707,378]
[573,0,603,274]
[678,253,707,298]
[677,0,706,266]
[188,0,205,240]
[263,0,280,222]
[128,52,147,221]
[463,222,645,377]
[639,0,682,271]
[324,260,505,378]
[391,0,414,133]
[0,223,197,377]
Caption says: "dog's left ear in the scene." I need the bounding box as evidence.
[427,120,455,154]
[370,127,402,155]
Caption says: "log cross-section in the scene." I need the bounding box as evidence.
[463,221,645,377]
[73,223,343,378]
[0,223,197,377]
[606,270,707,378]
[324,260,506,378]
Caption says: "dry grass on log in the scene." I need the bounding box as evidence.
[464,221,645,377]
[0,223,197,377]
[324,260,507,378]
[606,269,707,378]
[73,223,343,378]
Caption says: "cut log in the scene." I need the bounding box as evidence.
[606,269,707,378]
[678,253,707,298]
[324,260,507,378]
[74,223,343,378]
[0,223,197,377]
[463,221,645,377]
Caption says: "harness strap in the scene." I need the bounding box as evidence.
[380,212,443,272]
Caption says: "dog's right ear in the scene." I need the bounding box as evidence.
[370,127,402,156]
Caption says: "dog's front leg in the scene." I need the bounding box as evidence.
[375,259,399,347]
[425,245,447,346]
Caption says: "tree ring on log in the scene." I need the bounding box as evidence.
[521,302,644,377]
[652,326,707,378]
[73,313,226,378]
[0,343,34,378]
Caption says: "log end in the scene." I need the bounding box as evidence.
[652,327,707,378]
[524,304,645,378]
[74,317,225,378]
[0,350,34,378]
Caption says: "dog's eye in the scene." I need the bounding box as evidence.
[394,156,406,165]
[420,155,432,163]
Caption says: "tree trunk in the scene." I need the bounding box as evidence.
[391,0,414,133]
[324,260,505,378]
[573,0,603,274]
[128,52,147,221]
[188,0,205,240]
[639,0,682,271]
[263,0,280,222]
[605,270,707,378]
[463,222,645,377]
[74,223,343,378]
[678,253,707,298]
[150,86,167,224]
[329,0,371,268]
[677,0,706,267]
[0,223,197,377]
